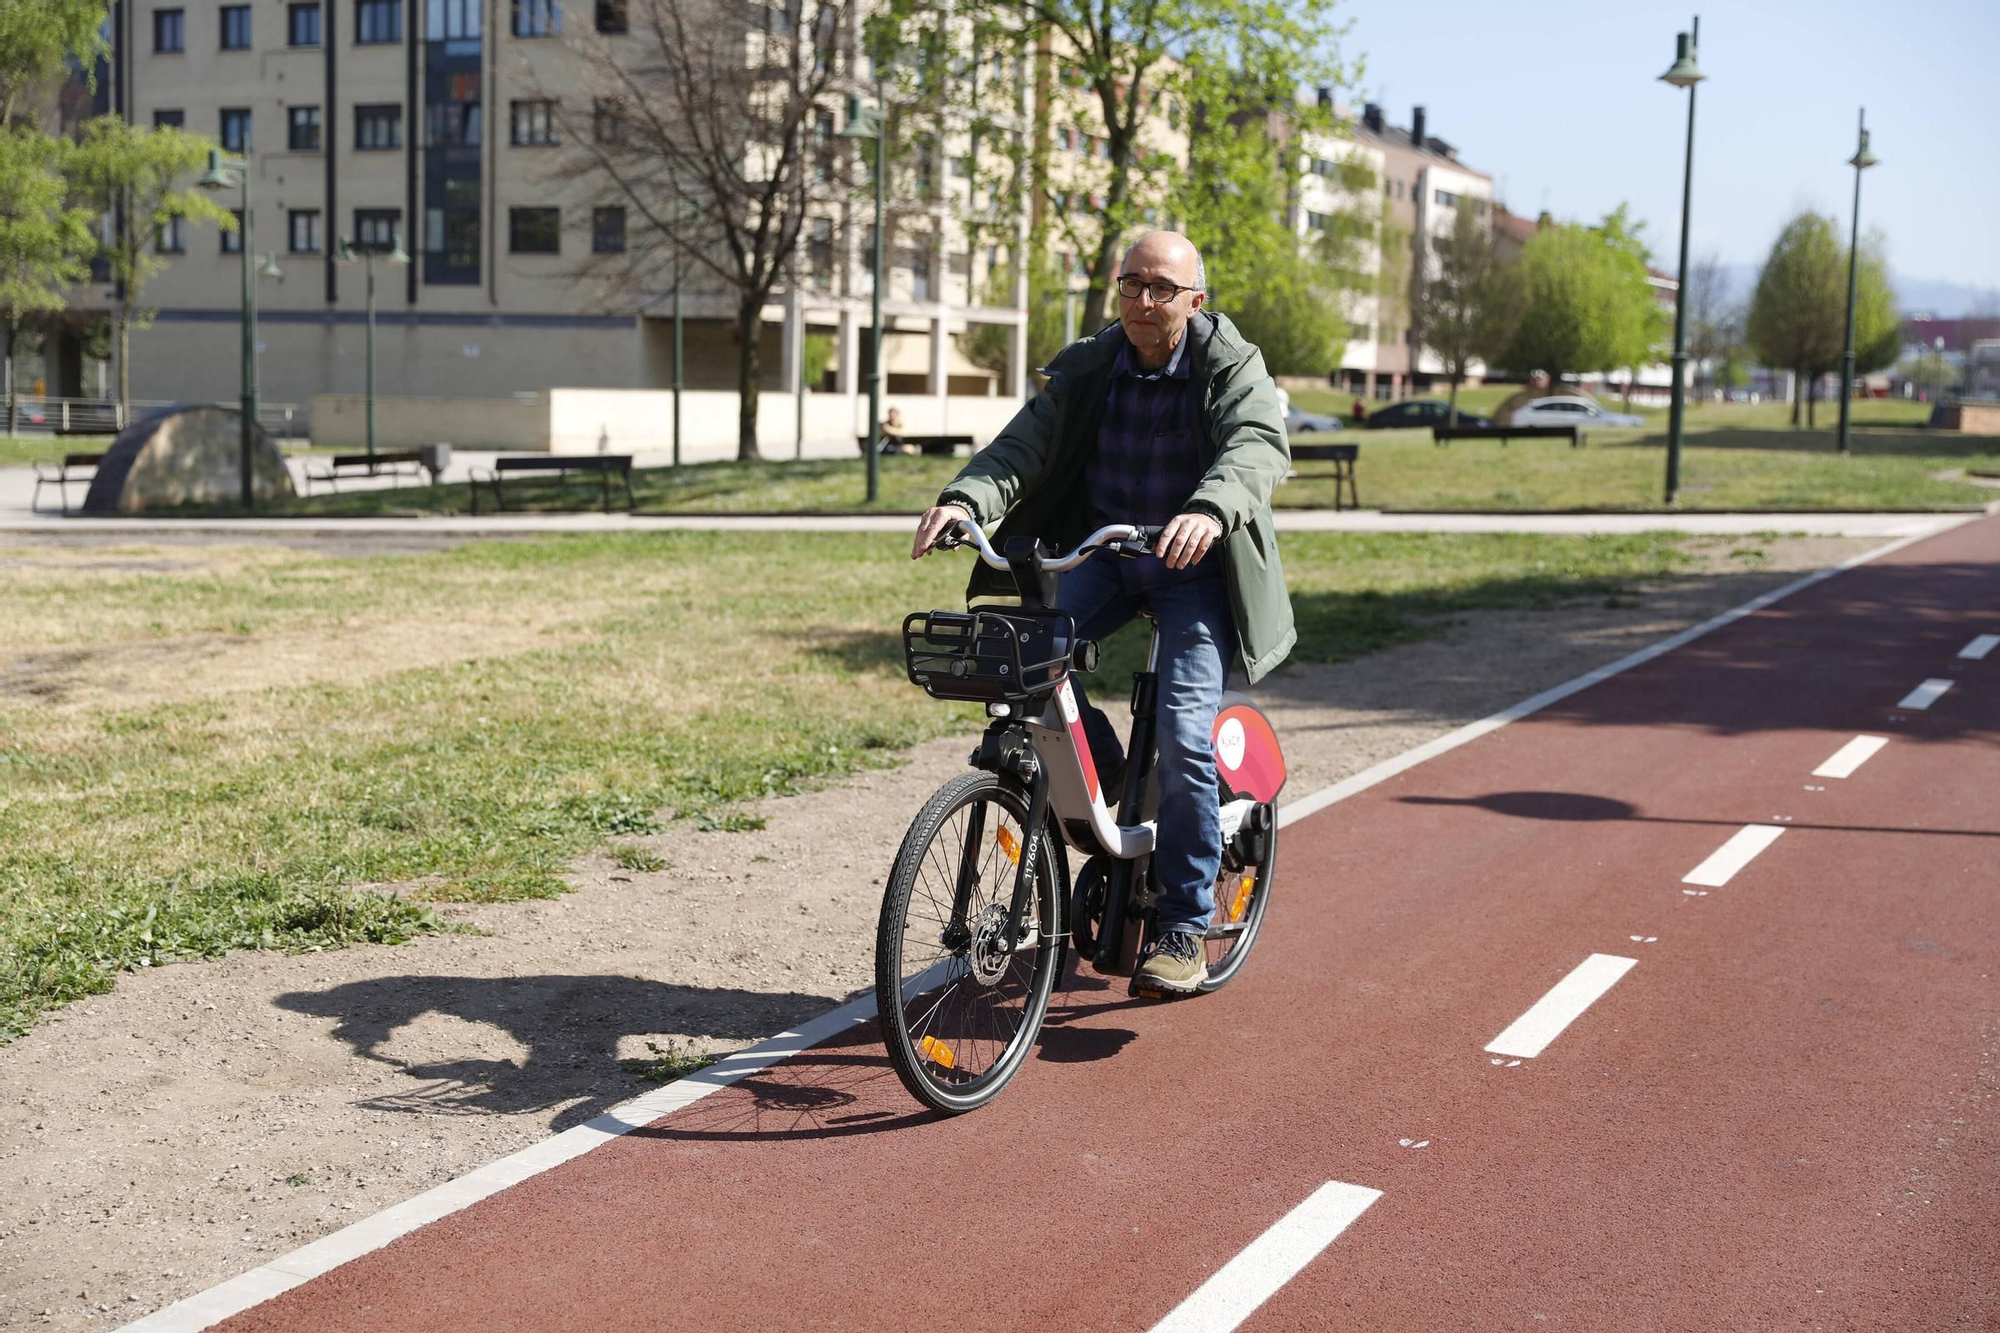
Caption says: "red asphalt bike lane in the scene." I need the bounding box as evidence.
[207,516,2000,1333]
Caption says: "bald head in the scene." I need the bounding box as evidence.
[1117,231,1208,369]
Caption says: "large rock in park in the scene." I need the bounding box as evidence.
[82,404,296,513]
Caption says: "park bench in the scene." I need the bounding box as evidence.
[303,449,445,495]
[858,433,977,457]
[1432,424,1584,449]
[1289,442,1360,511]
[31,452,104,514]
[470,454,635,514]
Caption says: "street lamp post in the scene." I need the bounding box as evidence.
[1835,109,1879,456]
[335,234,412,464]
[198,149,282,508]
[840,86,887,504]
[1658,18,1705,505]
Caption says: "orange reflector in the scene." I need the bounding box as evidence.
[996,826,1022,864]
[919,1035,956,1069]
[1228,874,1255,923]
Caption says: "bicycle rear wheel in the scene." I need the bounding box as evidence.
[1199,805,1277,991]
[876,770,1067,1114]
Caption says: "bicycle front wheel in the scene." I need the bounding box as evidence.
[875,770,1068,1114]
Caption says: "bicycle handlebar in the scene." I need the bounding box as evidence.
[937,517,1159,571]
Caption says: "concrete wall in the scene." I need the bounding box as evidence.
[308,389,1030,456]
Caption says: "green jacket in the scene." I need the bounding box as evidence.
[937,310,1296,684]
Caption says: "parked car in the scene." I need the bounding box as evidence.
[1361,399,1492,430]
[1507,395,1645,428]
[1275,388,1344,435]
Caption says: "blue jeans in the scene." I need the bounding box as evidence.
[1056,553,1238,940]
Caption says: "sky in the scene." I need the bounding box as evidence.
[1334,0,2000,307]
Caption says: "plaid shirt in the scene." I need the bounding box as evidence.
[1086,336,1216,585]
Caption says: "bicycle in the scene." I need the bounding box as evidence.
[875,517,1288,1114]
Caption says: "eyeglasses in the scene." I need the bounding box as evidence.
[1116,274,1200,304]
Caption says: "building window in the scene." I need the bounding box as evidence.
[220,107,251,152]
[595,0,626,32]
[355,104,401,149]
[425,206,480,282]
[807,216,832,289]
[156,216,186,254]
[289,209,321,253]
[1434,188,1461,209]
[152,108,184,128]
[426,0,480,38]
[509,99,557,146]
[592,97,625,144]
[153,9,185,52]
[509,207,560,254]
[355,208,401,252]
[288,105,321,151]
[592,206,625,254]
[427,100,480,146]
[357,0,400,41]
[287,3,320,45]
[511,0,558,36]
[222,209,243,254]
[220,5,251,48]
[1307,211,1334,232]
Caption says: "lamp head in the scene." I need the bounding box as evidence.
[334,237,358,264]
[1659,31,1704,88]
[1849,128,1878,170]
[837,93,883,139]
[387,235,412,266]
[196,150,235,192]
[256,252,283,279]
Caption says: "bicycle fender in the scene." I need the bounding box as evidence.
[1213,693,1286,804]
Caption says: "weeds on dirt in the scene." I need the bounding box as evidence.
[620,1038,717,1084]
[1,529,1733,1040]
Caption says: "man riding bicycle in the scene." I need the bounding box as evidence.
[911,230,1294,995]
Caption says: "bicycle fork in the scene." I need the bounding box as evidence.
[946,726,1052,958]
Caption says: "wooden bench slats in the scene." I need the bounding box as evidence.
[1288,442,1360,511]
[1432,425,1584,448]
[472,455,636,514]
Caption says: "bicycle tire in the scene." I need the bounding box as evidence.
[875,770,1069,1114]
[1198,806,1277,992]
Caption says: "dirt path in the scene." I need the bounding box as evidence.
[0,534,1880,1331]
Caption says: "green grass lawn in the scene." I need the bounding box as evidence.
[1,527,1727,1039]
[0,435,114,468]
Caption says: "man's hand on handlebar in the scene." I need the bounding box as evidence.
[1157,511,1223,570]
[912,503,972,560]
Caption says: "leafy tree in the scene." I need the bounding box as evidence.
[0,0,107,126]
[1851,230,1900,377]
[0,127,92,432]
[546,0,856,458]
[1683,250,1732,398]
[1745,213,1844,427]
[1411,196,1515,423]
[1495,208,1664,395]
[64,118,233,415]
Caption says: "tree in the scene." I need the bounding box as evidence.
[1495,209,1664,395]
[0,127,92,432]
[545,0,855,458]
[1851,230,1900,378]
[63,118,233,415]
[1683,250,1732,399]
[0,0,107,126]
[1745,213,1844,427]
[1411,196,1514,423]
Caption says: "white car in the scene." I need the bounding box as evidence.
[1275,388,1344,435]
[1508,395,1646,428]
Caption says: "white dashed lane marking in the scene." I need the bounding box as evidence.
[1960,634,1998,660]
[1148,1181,1384,1333]
[1813,735,1889,779]
[1683,824,1786,888]
[1484,954,1638,1060]
[1897,679,1954,710]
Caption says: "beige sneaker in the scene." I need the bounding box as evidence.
[1134,930,1207,995]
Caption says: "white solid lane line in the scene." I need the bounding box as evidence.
[1148,1182,1384,1333]
[1813,735,1890,779]
[1484,954,1638,1061]
[1683,824,1787,887]
[1960,634,1999,661]
[1897,678,1954,710]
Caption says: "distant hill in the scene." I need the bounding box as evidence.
[1716,263,1998,318]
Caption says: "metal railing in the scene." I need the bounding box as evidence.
[2,396,309,440]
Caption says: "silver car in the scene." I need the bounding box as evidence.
[1509,395,1646,428]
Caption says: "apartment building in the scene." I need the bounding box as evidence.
[86,0,1032,417]
[1277,90,1387,388]
[1350,101,1494,396]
